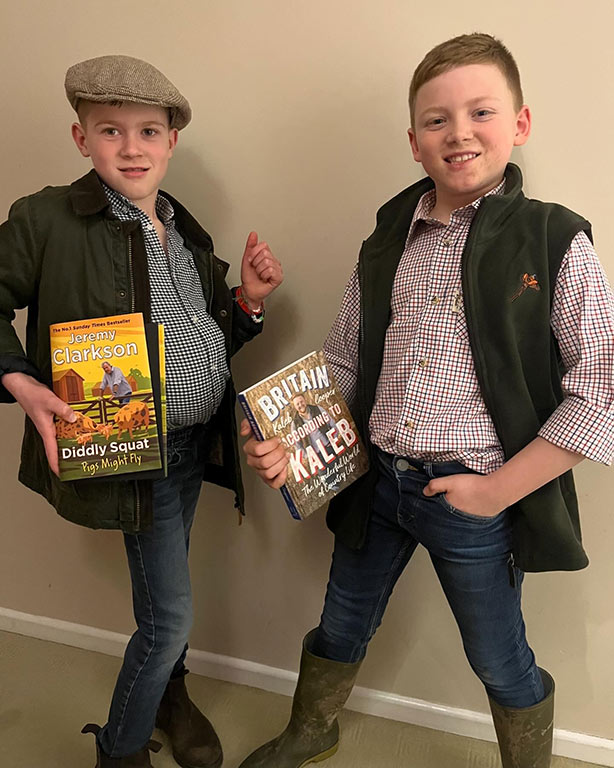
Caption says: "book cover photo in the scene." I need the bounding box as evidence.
[239,350,369,520]
[50,312,165,481]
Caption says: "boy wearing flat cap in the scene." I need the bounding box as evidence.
[0,55,282,767]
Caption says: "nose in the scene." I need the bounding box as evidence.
[119,132,143,158]
[446,116,474,144]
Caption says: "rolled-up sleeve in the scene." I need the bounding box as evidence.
[539,230,614,464]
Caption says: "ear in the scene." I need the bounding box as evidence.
[168,128,179,156]
[513,105,531,147]
[71,122,90,158]
[407,127,421,162]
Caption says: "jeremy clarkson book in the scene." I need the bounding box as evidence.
[238,350,369,520]
[50,312,165,481]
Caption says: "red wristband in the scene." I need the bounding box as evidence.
[235,285,264,322]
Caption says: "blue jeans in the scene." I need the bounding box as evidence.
[98,425,206,757]
[312,449,545,708]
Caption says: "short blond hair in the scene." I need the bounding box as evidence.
[409,33,524,127]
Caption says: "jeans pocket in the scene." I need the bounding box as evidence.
[167,445,186,470]
[438,492,504,524]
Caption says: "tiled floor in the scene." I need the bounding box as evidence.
[0,630,607,768]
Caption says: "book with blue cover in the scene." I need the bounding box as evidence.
[238,350,369,520]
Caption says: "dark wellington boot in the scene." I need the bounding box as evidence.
[155,670,223,768]
[82,723,162,767]
[489,669,555,768]
[239,630,362,768]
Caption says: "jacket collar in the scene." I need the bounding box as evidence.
[69,170,112,216]
[364,163,524,259]
[67,169,214,252]
[474,162,525,236]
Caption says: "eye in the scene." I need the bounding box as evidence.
[474,109,493,119]
[143,128,158,137]
[102,127,119,136]
[426,117,446,129]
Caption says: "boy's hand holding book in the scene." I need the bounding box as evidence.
[240,418,289,489]
[2,372,76,477]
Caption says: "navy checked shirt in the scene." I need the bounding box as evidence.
[103,184,230,429]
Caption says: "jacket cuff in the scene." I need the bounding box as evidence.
[0,355,43,403]
[231,288,264,339]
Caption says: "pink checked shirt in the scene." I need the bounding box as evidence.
[323,183,614,474]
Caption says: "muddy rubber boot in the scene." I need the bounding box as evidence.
[239,630,362,768]
[155,670,223,768]
[489,669,555,768]
[82,723,162,767]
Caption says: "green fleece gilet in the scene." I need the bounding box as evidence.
[327,164,592,573]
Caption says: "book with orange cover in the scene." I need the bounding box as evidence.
[50,312,166,481]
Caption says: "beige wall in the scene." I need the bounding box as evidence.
[2,0,613,740]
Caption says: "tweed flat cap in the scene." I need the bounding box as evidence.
[65,54,191,130]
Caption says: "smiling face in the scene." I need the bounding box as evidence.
[101,362,112,374]
[71,101,178,217]
[293,395,308,416]
[408,63,531,220]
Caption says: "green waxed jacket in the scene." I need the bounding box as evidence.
[0,170,262,532]
[327,164,592,573]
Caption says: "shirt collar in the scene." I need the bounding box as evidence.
[409,178,506,236]
[101,181,175,226]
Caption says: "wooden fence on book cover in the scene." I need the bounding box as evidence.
[69,392,156,427]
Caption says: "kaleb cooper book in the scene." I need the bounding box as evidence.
[238,350,369,520]
[50,312,166,481]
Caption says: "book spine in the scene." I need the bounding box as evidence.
[237,393,302,521]
[237,393,266,441]
[279,485,302,521]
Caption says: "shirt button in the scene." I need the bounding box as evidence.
[396,458,410,472]
[442,239,452,247]
[431,296,441,305]
[192,315,199,324]
[406,419,415,429]
[220,309,228,318]
[118,290,126,298]
[418,358,429,368]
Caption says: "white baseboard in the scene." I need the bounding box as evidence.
[1,606,612,766]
